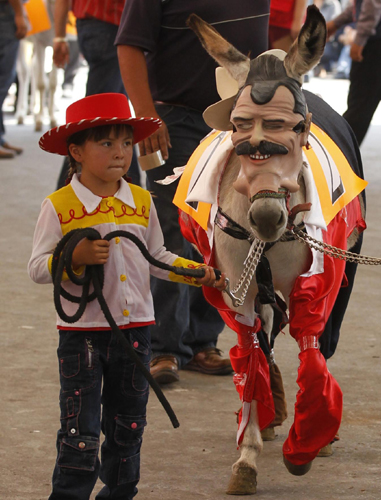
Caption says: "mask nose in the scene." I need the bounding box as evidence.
[249,122,265,146]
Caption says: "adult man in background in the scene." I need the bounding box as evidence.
[0,0,28,159]
[327,0,381,145]
[53,0,141,187]
[116,1,271,384]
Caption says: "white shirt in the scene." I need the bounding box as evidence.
[28,175,201,329]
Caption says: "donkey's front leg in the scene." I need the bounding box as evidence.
[226,401,262,495]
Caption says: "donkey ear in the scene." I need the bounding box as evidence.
[284,5,327,84]
[187,14,250,88]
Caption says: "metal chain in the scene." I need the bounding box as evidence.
[291,226,381,265]
[223,239,265,307]
[223,221,381,309]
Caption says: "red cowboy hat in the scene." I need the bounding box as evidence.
[39,93,162,155]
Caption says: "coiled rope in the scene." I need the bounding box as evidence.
[52,228,221,429]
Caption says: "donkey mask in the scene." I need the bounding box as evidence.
[187,5,327,200]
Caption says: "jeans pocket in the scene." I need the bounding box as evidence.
[58,435,99,474]
[60,354,80,378]
[77,19,117,63]
[58,345,96,393]
[60,388,81,420]
[117,452,140,485]
[114,415,146,447]
[122,331,151,397]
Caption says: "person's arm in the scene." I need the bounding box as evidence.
[291,0,308,40]
[28,199,64,284]
[9,0,28,39]
[351,0,381,61]
[53,0,70,68]
[326,1,355,38]
[117,44,171,160]
[143,194,226,289]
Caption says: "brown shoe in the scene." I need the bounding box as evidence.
[2,142,23,155]
[150,355,179,385]
[184,348,233,375]
[0,147,15,159]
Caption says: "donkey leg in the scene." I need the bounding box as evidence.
[15,40,31,125]
[257,304,288,441]
[226,402,262,495]
[47,64,58,129]
[33,42,46,132]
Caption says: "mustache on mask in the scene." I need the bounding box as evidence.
[235,140,289,157]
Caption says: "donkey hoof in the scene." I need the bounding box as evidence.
[283,456,312,476]
[317,443,333,457]
[226,465,257,495]
[261,427,276,441]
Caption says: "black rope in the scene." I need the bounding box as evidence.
[51,228,221,429]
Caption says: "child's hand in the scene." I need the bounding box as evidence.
[72,239,110,269]
[196,266,227,291]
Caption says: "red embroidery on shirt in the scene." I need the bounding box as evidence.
[58,204,149,224]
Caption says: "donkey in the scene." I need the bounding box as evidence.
[176,6,366,495]
[16,0,59,131]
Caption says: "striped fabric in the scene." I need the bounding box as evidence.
[72,0,125,26]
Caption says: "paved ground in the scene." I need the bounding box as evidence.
[0,75,380,499]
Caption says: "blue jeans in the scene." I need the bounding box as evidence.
[76,19,125,95]
[146,104,225,368]
[49,328,151,500]
[0,3,20,145]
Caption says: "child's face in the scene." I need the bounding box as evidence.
[69,128,133,195]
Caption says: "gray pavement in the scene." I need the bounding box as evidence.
[0,76,380,499]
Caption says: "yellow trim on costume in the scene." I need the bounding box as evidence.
[305,124,367,225]
[173,130,227,231]
[168,257,203,286]
[48,184,151,235]
[173,125,367,230]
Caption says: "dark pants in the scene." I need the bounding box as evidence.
[49,328,150,500]
[343,38,381,146]
[56,19,140,189]
[63,39,81,88]
[0,3,20,145]
[319,233,363,360]
[147,104,225,368]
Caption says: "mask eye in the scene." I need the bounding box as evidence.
[235,122,252,131]
[292,121,306,134]
[263,122,284,131]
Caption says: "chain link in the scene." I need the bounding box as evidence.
[291,226,381,265]
[224,239,265,306]
[223,224,381,309]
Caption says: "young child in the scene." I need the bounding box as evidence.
[28,93,226,500]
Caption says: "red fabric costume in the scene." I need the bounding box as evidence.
[179,193,365,463]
